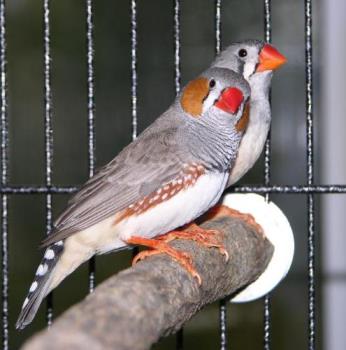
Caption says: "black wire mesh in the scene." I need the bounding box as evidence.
[0,0,340,349]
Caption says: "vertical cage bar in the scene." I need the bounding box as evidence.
[174,1,183,347]
[305,0,315,348]
[263,0,272,349]
[129,0,139,261]
[219,299,227,350]
[215,0,222,55]
[86,0,96,293]
[0,0,8,347]
[173,0,181,95]
[130,0,137,141]
[263,0,271,191]
[130,0,139,262]
[43,0,54,326]
[214,1,228,349]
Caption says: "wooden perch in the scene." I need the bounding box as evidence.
[22,215,274,350]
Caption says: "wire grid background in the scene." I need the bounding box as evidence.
[1,0,344,349]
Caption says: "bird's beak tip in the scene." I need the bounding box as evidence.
[256,44,287,72]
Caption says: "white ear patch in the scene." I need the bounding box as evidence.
[202,87,221,114]
[243,62,257,80]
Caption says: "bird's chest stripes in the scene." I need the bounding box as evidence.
[115,170,228,241]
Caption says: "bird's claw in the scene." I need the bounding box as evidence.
[158,224,229,262]
[127,236,202,285]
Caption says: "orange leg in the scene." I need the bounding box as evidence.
[157,223,229,261]
[201,204,264,237]
[126,236,202,285]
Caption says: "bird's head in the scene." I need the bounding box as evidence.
[180,67,250,131]
[213,39,287,80]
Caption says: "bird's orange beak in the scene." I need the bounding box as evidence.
[214,87,244,114]
[256,44,287,72]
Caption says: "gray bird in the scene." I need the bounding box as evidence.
[212,39,286,185]
[16,67,250,330]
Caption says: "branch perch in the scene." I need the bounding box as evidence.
[22,215,274,350]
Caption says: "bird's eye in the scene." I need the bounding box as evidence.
[209,79,216,88]
[238,49,248,58]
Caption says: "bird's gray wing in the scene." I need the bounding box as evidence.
[41,126,190,247]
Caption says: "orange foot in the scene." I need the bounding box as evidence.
[157,223,229,261]
[126,236,202,285]
[201,204,264,238]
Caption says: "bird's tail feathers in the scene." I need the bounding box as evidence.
[16,241,64,330]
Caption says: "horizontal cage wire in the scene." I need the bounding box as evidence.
[0,0,345,349]
[1,185,346,195]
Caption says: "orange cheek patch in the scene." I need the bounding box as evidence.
[114,163,205,225]
[181,78,209,117]
[236,101,250,132]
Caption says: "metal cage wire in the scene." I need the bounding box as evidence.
[1,0,344,349]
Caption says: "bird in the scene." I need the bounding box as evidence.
[199,40,286,225]
[212,39,286,186]
[16,67,251,330]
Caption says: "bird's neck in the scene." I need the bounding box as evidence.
[248,71,273,101]
[185,115,242,173]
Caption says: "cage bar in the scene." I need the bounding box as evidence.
[263,0,272,348]
[173,1,183,348]
[86,0,96,294]
[0,0,8,346]
[43,0,54,327]
[1,184,346,195]
[304,0,316,348]
[213,2,229,349]
[215,0,222,56]
[174,0,181,96]
[130,0,138,141]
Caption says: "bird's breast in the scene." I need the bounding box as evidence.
[227,105,271,186]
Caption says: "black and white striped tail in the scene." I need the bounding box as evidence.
[16,241,64,330]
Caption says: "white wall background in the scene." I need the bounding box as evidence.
[321,1,346,349]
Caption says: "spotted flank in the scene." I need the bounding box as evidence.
[115,163,205,224]
[16,241,64,330]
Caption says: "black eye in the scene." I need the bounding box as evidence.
[238,49,248,58]
[209,79,216,88]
